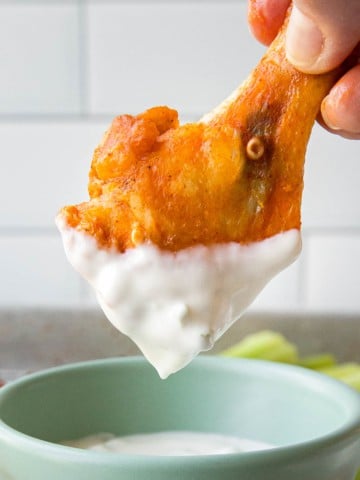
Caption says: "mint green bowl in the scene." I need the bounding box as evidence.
[0,357,359,480]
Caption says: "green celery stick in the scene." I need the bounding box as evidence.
[260,343,298,364]
[298,353,337,370]
[221,331,288,358]
[221,332,359,391]
[340,371,360,391]
[221,331,298,363]
[319,363,360,379]
[355,469,360,480]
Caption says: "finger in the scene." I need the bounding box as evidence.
[317,116,360,140]
[319,64,360,139]
[248,0,290,46]
[286,0,360,74]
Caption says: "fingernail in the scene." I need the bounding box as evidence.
[286,6,324,71]
[322,87,360,135]
[321,96,342,131]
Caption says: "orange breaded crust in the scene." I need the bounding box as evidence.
[60,11,340,252]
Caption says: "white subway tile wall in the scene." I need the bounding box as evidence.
[0,0,359,312]
[304,234,360,312]
[0,235,81,306]
[87,2,264,116]
[0,3,81,114]
[303,126,360,229]
[0,122,107,228]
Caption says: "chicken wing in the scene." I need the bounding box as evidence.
[59,10,340,252]
[57,8,345,378]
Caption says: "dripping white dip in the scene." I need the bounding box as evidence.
[62,431,272,456]
[56,216,301,378]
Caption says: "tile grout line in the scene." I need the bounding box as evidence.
[87,0,245,4]
[298,230,309,309]
[303,226,360,236]
[0,228,58,236]
[0,113,200,123]
[0,0,245,4]
[78,0,89,116]
[1,226,360,236]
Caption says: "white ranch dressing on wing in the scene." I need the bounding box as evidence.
[56,217,301,378]
[62,431,272,455]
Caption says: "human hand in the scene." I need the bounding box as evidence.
[248,0,360,139]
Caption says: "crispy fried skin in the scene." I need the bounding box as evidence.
[60,11,340,252]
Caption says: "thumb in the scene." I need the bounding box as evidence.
[286,0,360,74]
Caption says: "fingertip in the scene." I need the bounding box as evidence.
[285,0,360,74]
[285,5,325,73]
[321,65,360,136]
[248,0,290,46]
[318,120,360,140]
[321,96,342,131]
[247,1,274,45]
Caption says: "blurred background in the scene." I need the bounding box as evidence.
[0,0,359,313]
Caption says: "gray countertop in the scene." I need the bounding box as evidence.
[0,309,359,379]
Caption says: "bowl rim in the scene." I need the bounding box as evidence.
[0,356,359,467]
